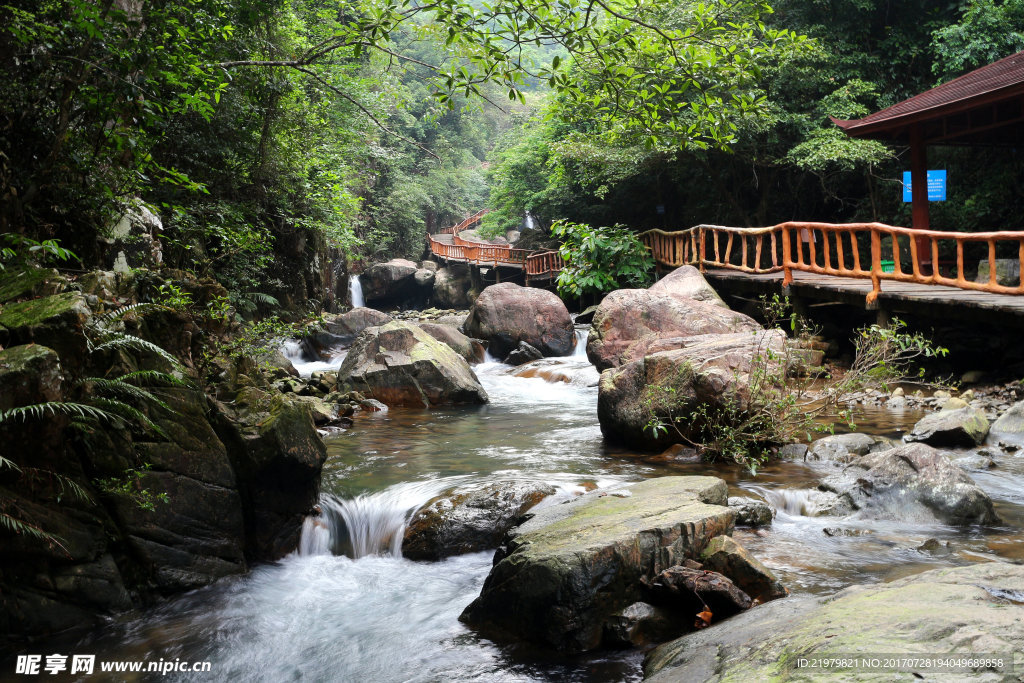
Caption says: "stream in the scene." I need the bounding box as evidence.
[64,338,1024,681]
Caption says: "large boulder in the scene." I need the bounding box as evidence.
[324,307,393,337]
[699,535,787,603]
[402,481,556,560]
[0,292,92,370]
[649,265,727,308]
[416,322,484,364]
[587,289,760,371]
[465,282,574,360]
[645,563,1024,682]
[459,477,735,652]
[432,265,477,309]
[338,321,488,407]
[907,406,990,447]
[597,331,786,449]
[362,258,431,309]
[813,442,999,525]
[0,344,63,412]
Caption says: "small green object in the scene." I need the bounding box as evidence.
[880,259,895,273]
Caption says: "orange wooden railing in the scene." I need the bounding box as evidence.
[431,212,1024,301]
[525,250,566,277]
[439,209,490,235]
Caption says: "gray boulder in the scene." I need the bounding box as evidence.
[992,400,1024,435]
[907,406,990,447]
[362,258,431,308]
[402,481,556,560]
[597,331,786,449]
[646,563,1024,682]
[587,289,760,371]
[465,283,574,360]
[727,497,774,527]
[815,442,999,525]
[804,432,894,463]
[338,321,488,407]
[415,322,484,364]
[432,265,477,309]
[699,535,787,603]
[460,476,735,652]
[324,307,393,337]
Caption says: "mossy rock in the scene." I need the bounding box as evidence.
[0,344,63,411]
[0,267,64,303]
[0,292,91,368]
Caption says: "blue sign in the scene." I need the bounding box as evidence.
[902,170,947,202]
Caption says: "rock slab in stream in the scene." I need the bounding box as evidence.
[339,320,488,407]
[465,282,574,360]
[803,432,894,463]
[459,476,735,652]
[403,481,556,560]
[645,562,1024,682]
[991,399,1024,436]
[814,442,999,525]
[907,405,990,447]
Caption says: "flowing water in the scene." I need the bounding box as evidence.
[281,339,347,378]
[349,274,365,308]
[62,338,1024,681]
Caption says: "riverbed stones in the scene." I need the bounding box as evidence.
[597,330,786,449]
[402,481,556,560]
[648,265,728,308]
[459,476,735,652]
[644,562,1024,682]
[815,442,999,525]
[907,405,990,447]
[586,288,759,371]
[465,282,574,360]
[699,535,787,603]
[338,320,488,407]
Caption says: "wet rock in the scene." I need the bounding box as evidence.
[648,265,727,308]
[816,442,999,525]
[416,322,484,364]
[728,497,774,527]
[338,321,488,407]
[432,265,477,309]
[992,400,1024,436]
[597,331,786,449]
[776,443,808,460]
[465,283,574,359]
[403,481,556,560]
[699,535,787,603]
[257,348,299,377]
[325,307,393,337]
[917,538,952,554]
[361,258,423,308]
[953,450,997,471]
[644,566,751,621]
[587,289,760,371]
[804,433,894,463]
[505,341,544,366]
[460,476,735,652]
[907,406,990,447]
[603,602,689,648]
[359,398,388,412]
[941,397,970,411]
[645,563,1024,682]
[288,395,340,426]
[0,291,92,370]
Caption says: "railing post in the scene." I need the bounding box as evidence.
[868,228,882,304]
[782,225,793,287]
[698,228,706,272]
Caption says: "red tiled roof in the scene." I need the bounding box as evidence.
[833,49,1024,140]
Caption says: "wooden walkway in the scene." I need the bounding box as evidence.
[703,268,1024,323]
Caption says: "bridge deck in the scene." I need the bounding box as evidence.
[431,233,525,270]
[703,267,1024,323]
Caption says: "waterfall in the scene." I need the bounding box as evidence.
[298,481,453,559]
[524,212,536,230]
[572,327,588,358]
[349,274,365,308]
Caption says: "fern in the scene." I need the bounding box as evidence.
[89,397,167,439]
[88,378,172,413]
[0,510,68,553]
[90,334,181,369]
[119,370,191,387]
[92,302,169,327]
[0,401,115,424]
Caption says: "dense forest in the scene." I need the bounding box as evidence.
[4,0,1021,306]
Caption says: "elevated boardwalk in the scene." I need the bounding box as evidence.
[428,213,1024,324]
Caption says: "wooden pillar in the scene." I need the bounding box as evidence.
[909,124,930,231]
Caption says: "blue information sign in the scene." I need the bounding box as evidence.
[902,170,947,202]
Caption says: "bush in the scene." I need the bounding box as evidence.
[552,220,654,298]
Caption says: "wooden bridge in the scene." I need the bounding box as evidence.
[428,214,1024,323]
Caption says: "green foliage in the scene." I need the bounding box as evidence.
[0,234,79,271]
[931,0,1024,80]
[94,464,169,512]
[552,220,654,298]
